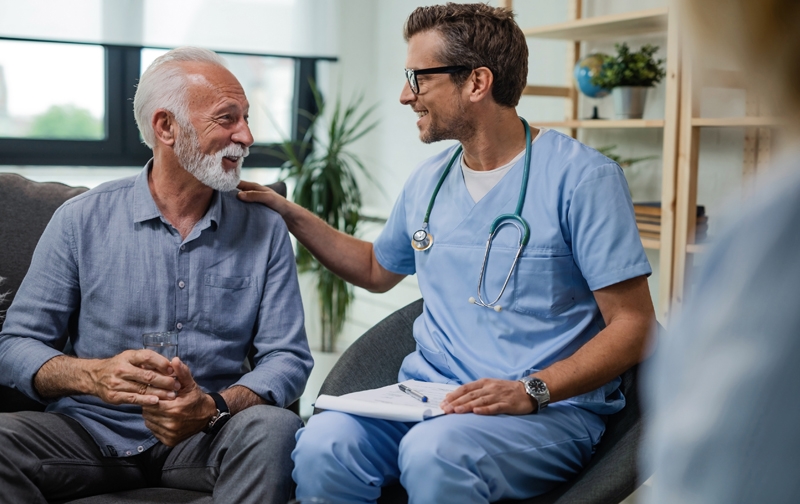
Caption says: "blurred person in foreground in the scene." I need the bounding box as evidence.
[643,1,800,502]
[0,47,311,504]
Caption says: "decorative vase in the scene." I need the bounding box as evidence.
[612,86,649,119]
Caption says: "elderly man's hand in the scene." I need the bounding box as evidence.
[88,350,179,406]
[439,378,536,416]
[237,180,287,214]
[141,357,217,447]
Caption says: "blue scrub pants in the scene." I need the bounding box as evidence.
[292,403,605,504]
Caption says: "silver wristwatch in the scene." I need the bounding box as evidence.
[519,376,550,413]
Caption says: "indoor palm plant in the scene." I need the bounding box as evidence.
[592,43,666,119]
[275,85,379,352]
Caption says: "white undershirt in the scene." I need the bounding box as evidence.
[461,128,549,203]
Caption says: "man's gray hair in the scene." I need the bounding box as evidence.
[133,46,228,149]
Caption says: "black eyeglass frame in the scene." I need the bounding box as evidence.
[404,65,471,94]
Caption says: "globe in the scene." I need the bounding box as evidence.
[574,54,611,98]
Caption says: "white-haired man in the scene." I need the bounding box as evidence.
[0,47,312,504]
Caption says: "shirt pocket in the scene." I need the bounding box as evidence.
[512,254,577,318]
[201,274,258,337]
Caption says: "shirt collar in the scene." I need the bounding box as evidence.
[132,159,222,233]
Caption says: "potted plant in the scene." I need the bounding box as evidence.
[275,85,379,353]
[592,43,666,119]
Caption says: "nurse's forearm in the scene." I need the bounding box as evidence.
[533,275,654,404]
[279,199,405,293]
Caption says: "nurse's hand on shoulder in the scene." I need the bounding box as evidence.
[440,378,535,415]
[237,180,287,214]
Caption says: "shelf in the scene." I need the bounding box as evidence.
[523,85,575,98]
[533,119,665,129]
[692,117,785,128]
[523,7,668,41]
[641,237,660,250]
[685,243,708,254]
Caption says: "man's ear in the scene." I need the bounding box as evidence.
[466,67,494,103]
[152,109,177,147]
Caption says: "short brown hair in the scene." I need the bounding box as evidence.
[404,3,528,108]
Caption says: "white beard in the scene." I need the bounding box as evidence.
[174,126,249,192]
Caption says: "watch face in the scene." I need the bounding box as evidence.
[532,380,547,395]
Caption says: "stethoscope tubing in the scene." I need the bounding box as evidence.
[412,117,534,312]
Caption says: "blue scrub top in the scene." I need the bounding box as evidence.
[374,129,651,415]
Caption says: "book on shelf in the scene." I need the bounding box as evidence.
[638,230,661,241]
[636,221,661,233]
[633,202,706,218]
[637,223,709,241]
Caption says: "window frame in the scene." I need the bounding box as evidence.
[0,36,333,167]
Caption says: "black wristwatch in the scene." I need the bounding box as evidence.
[518,376,550,413]
[204,392,231,435]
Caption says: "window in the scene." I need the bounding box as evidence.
[0,40,105,140]
[0,36,332,167]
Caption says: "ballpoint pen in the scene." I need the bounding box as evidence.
[398,383,428,402]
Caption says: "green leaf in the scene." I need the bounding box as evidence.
[590,43,666,89]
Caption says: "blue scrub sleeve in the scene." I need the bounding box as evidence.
[568,163,651,291]
[374,189,417,276]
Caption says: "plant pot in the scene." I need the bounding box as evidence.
[612,86,649,119]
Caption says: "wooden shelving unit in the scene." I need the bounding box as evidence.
[691,117,784,128]
[522,7,668,41]
[509,0,682,322]
[533,119,665,129]
[670,57,781,312]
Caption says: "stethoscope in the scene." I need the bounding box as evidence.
[411,117,532,312]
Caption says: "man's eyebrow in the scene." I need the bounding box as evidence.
[212,102,244,115]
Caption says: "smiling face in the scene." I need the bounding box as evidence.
[175,62,254,191]
[400,30,475,144]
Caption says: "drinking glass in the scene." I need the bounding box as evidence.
[142,331,178,360]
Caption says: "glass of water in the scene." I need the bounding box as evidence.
[142,331,178,360]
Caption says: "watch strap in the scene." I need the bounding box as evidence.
[204,392,231,435]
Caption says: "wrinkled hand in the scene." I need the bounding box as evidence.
[89,350,179,406]
[237,180,286,213]
[440,378,536,416]
[141,357,216,447]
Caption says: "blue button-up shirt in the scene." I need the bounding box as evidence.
[0,163,312,457]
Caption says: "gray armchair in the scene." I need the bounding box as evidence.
[318,299,654,504]
[0,173,290,504]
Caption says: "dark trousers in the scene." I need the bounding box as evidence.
[0,406,302,504]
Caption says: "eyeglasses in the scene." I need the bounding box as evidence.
[404,66,471,94]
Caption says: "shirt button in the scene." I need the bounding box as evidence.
[176,322,183,330]
[178,280,185,289]
[180,245,186,251]
[126,451,132,456]
[137,446,144,453]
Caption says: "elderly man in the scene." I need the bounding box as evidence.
[0,47,312,504]
[238,4,655,503]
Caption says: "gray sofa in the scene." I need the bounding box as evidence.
[0,173,288,504]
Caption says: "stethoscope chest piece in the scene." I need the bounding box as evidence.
[411,228,433,251]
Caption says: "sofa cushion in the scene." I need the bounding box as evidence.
[0,173,88,320]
